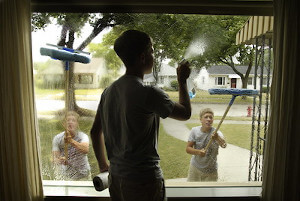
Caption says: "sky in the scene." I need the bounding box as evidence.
[31,22,111,62]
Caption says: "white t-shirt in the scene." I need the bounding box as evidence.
[188,126,224,173]
[52,131,91,180]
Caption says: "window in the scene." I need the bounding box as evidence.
[263,77,267,85]
[32,12,269,198]
[78,74,93,84]
[215,77,226,85]
[248,77,253,85]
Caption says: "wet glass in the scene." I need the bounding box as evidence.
[32,13,267,185]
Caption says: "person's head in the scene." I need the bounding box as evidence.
[64,111,80,134]
[114,30,154,74]
[199,108,214,129]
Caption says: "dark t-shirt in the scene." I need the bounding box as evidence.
[98,75,174,180]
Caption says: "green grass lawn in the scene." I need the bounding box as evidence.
[36,87,264,180]
[34,87,265,104]
[158,124,191,179]
[166,90,266,104]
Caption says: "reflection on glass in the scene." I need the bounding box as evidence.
[52,111,91,180]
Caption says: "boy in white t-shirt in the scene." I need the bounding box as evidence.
[52,111,91,180]
[186,108,227,181]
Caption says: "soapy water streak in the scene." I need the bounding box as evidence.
[183,37,207,95]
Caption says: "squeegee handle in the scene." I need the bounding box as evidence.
[204,95,236,151]
[64,61,70,161]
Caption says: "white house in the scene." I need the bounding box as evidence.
[74,58,106,89]
[194,65,272,90]
[38,58,106,89]
[156,63,177,88]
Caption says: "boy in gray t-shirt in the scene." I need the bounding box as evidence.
[186,108,227,181]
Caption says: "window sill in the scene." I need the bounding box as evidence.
[43,180,261,201]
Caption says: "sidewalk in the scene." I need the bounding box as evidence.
[161,117,251,183]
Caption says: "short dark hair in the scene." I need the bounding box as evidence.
[114,30,151,67]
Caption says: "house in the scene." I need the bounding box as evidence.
[141,63,177,88]
[144,63,199,89]
[195,65,272,90]
[38,58,106,89]
[73,58,106,89]
[156,63,177,88]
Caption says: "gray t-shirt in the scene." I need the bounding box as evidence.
[98,75,175,180]
[188,126,224,173]
[52,131,91,180]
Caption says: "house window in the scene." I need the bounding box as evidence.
[247,77,253,85]
[78,74,93,84]
[263,77,267,85]
[215,77,225,85]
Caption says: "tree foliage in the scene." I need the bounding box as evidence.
[88,14,251,87]
[31,13,135,115]
[32,13,253,116]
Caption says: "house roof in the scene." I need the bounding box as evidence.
[207,65,271,75]
[75,58,104,73]
[143,73,155,82]
[159,63,177,76]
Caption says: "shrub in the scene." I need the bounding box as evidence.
[170,80,179,90]
[35,75,64,89]
[99,75,113,88]
[262,86,270,93]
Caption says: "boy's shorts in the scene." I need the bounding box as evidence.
[187,164,218,182]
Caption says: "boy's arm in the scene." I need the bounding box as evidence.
[168,60,191,121]
[90,110,109,172]
[186,141,206,157]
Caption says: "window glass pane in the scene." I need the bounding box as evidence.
[247,77,253,85]
[32,13,269,188]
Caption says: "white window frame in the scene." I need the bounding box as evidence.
[215,76,226,85]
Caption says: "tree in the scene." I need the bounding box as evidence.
[193,16,252,89]
[89,14,251,88]
[32,13,134,116]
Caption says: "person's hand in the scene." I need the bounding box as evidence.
[198,148,206,157]
[211,132,219,140]
[99,162,110,173]
[177,59,191,83]
[64,130,72,143]
[59,156,68,165]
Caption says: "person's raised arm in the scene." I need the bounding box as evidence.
[169,60,192,120]
[90,110,109,172]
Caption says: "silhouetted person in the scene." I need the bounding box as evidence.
[91,30,191,201]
